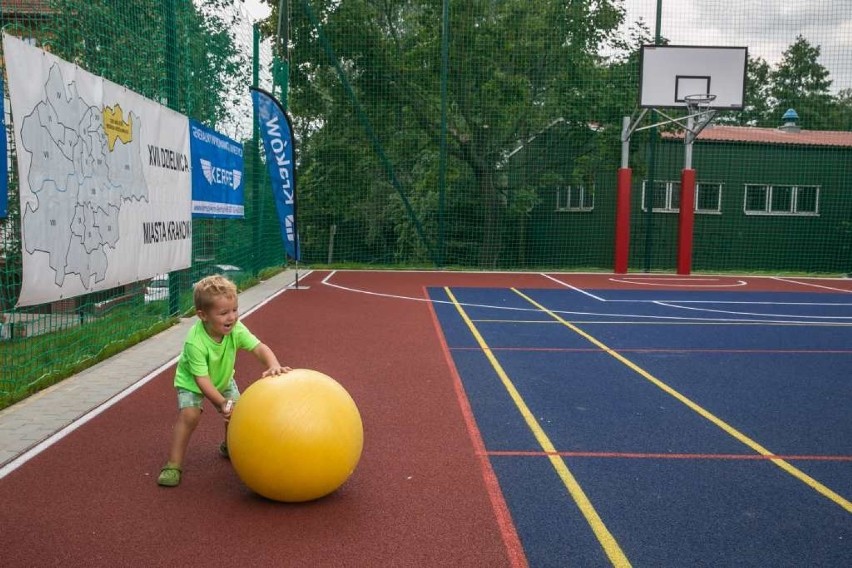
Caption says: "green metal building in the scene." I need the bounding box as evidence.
[528,117,852,274]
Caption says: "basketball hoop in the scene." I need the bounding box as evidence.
[683,93,718,145]
[684,93,717,128]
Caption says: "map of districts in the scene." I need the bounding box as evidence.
[20,62,149,288]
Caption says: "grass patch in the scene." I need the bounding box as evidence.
[0,302,179,410]
[0,264,296,411]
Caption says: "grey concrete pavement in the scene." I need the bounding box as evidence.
[0,269,303,473]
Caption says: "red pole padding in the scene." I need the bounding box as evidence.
[614,168,632,273]
[677,168,696,275]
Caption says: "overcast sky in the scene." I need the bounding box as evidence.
[242,0,270,21]
[621,0,852,93]
[242,0,851,94]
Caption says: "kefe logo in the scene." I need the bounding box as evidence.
[200,159,242,190]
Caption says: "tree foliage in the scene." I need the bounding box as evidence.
[256,2,848,267]
[724,35,840,129]
[46,0,246,129]
[260,0,632,266]
[769,35,834,129]
[719,55,771,127]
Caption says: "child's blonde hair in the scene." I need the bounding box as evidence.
[193,275,237,311]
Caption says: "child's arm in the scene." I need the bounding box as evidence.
[252,342,292,377]
[194,375,232,415]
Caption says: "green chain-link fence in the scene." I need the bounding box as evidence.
[0,0,283,403]
[279,0,851,273]
[2,0,851,403]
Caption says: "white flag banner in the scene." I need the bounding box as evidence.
[3,34,192,307]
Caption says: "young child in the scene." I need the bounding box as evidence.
[158,275,291,487]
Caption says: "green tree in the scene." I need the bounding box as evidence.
[47,0,245,128]
[769,35,833,129]
[260,0,628,267]
[825,88,852,132]
[720,55,772,126]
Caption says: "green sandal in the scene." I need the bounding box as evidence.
[157,465,182,487]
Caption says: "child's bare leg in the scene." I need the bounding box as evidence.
[167,407,202,467]
[219,417,231,458]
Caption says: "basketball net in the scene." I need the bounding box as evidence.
[683,93,717,144]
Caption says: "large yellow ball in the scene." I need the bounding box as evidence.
[227,369,363,502]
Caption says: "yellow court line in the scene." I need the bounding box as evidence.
[444,288,632,568]
[472,319,852,327]
[511,288,852,514]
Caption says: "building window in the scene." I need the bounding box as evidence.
[641,180,722,213]
[555,185,594,212]
[743,184,819,215]
[641,180,680,213]
[796,186,819,213]
[695,182,722,213]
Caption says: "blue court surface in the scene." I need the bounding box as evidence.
[429,286,852,567]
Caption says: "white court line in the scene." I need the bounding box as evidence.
[610,277,747,288]
[654,301,852,320]
[320,270,849,324]
[0,272,310,480]
[552,273,851,309]
[772,276,852,294]
[609,299,852,306]
[612,277,729,280]
[540,273,607,301]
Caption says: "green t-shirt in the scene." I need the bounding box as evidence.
[174,320,261,393]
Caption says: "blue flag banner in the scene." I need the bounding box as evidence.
[189,119,245,218]
[251,87,300,261]
[1,74,7,219]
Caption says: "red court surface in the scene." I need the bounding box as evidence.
[1,270,525,567]
[1,270,850,567]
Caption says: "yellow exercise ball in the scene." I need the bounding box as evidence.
[227,369,363,502]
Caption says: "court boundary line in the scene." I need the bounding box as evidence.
[0,273,308,480]
[620,300,852,306]
[468,319,852,327]
[610,278,748,288]
[545,273,852,310]
[449,346,852,354]
[654,301,852,320]
[425,287,528,568]
[485,450,852,462]
[322,271,852,325]
[444,287,632,568]
[511,288,852,514]
[772,276,852,294]
[540,273,607,300]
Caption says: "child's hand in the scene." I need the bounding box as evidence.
[220,399,234,421]
[261,366,292,378]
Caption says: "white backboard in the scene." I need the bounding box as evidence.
[639,45,748,110]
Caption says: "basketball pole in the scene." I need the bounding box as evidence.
[614,116,632,274]
[630,44,745,277]
[616,108,648,274]
[620,106,702,277]
[678,114,700,276]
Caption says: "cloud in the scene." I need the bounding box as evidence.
[621,0,851,92]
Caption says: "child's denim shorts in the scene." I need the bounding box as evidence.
[176,377,241,410]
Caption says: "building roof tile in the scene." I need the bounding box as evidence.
[1,0,53,15]
[664,124,852,148]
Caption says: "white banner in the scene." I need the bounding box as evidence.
[3,34,192,307]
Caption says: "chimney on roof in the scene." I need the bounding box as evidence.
[779,108,801,133]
